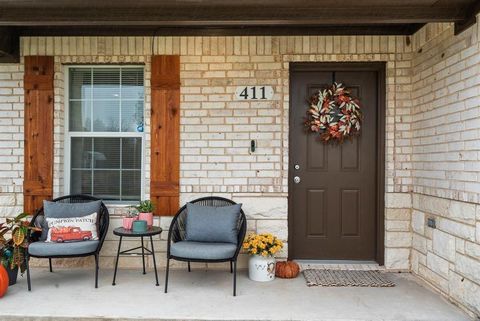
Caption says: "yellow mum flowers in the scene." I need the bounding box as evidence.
[242,233,284,257]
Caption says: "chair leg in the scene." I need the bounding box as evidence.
[164,258,170,293]
[233,260,237,296]
[188,261,191,272]
[49,258,53,272]
[230,261,233,273]
[26,253,31,291]
[94,254,99,289]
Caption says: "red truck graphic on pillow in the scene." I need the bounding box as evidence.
[50,226,93,243]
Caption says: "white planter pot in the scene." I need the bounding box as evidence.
[248,255,276,282]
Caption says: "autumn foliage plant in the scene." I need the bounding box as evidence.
[0,213,40,274]
[243,233,283,257]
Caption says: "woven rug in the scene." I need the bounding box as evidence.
[303,269,395,287]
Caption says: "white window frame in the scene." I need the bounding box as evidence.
[64,65,146,204]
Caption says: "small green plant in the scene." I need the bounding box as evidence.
[126,208,139,218]
[135,200,155,213]
[0,213,41,274]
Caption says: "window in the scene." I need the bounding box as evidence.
[66,66,144,202]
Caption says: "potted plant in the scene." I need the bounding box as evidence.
[0,213,41,286]
[122,208,138,230]
[243,233,283,282]
[135,200,155,227]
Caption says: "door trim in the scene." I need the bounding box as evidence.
[287,62,386,265]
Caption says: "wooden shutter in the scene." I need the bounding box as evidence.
[23,56,54,214]
[150,55,180,216]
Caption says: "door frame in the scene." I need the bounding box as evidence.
[287,62,386,265]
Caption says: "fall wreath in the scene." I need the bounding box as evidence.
[305,82,362,143]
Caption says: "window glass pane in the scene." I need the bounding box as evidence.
[71,137,92,169]
[122,138,142,169]
[69,100,91,131]
[92,137,120,169]
[69,67,144,202]
[122,68,144,100]
[70,137,142,201]
[93,170,120,200]
[70,170,92,195]
[121,100,144,132]
[69,68,92,100]
[69,67,144,133]
[122,171,141,201]
[92,68,120,99]
[93,100,120,132]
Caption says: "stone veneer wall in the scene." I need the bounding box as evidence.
[410,20,480,317]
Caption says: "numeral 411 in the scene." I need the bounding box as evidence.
[239,86,267,100]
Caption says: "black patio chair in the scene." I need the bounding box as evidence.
[164,196,247,296]
[26,194,109,290]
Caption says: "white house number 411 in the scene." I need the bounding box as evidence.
[235,86,274,101]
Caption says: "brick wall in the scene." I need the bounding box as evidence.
[412,22,480,203]
[410,20,480,317]
[0,64,23,215]
[0,34,413,272]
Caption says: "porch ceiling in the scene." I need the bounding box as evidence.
[0,0,479,62]
[0,0,478,30]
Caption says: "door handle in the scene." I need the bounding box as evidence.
[294,176,301,184]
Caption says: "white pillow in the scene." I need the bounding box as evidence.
[46,212,98,243]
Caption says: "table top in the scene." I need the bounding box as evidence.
[113,226,162,237]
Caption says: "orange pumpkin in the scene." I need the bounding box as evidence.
[275,261,300,279]
[0,265,8,298]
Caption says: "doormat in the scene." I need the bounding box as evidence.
[303,269,395,287]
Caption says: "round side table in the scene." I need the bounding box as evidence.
[112,226,162,286]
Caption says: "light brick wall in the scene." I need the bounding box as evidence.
[412,22,480,203]
[1,34,415,270]
[410,20,480,317]
[0,63,23,215]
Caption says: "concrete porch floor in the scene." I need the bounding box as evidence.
[0,268,471,321]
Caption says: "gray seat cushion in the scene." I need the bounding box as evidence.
[185,202,241,244]
[28,240,99,257]
[40,200,102,241]
[170,241,237,260]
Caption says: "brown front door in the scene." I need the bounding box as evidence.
[289,63,385,262]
